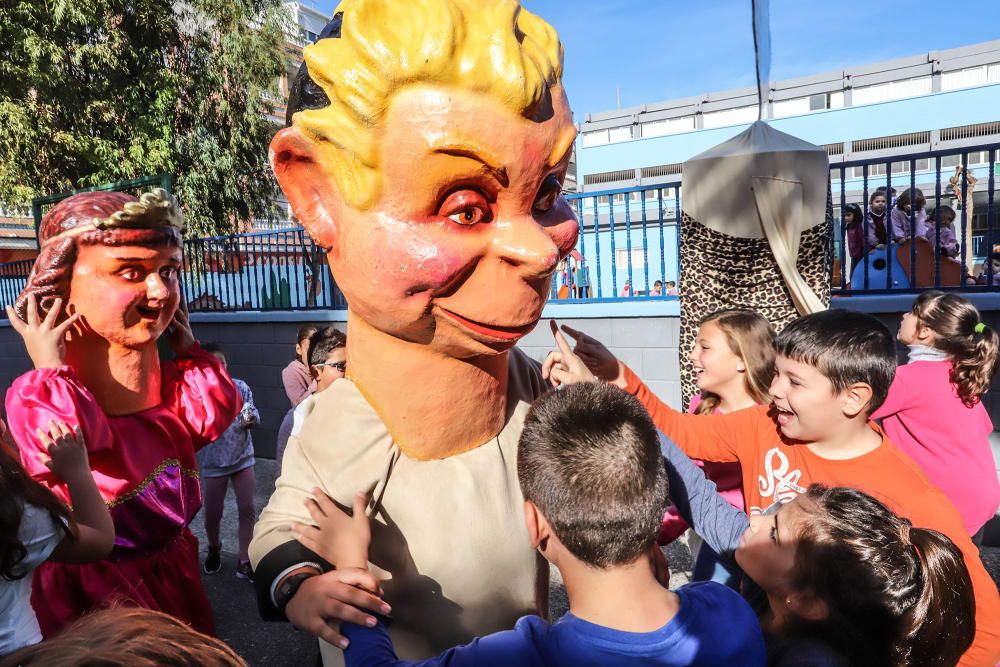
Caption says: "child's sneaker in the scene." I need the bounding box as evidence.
[236,560,254,582]
[203,545,222,574]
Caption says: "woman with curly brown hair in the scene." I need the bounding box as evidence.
[3,190,241,637]
[873,290,1000,543]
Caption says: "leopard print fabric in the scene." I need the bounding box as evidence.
[678,200,833,405]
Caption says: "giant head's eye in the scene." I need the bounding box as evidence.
[439,190,493,226]
[533,174,563,214]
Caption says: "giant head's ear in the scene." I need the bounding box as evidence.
[270,127,340,249]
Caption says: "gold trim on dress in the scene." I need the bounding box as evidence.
[105,458,200,508]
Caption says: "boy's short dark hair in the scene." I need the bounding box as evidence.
[776,310,896,414]
[307,327,347,367]
[517,383,667,568]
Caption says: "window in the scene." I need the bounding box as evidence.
[968,150,990,166]
[852,76,932,106]
[582,129,609,147]
[888,159,929,175]
[942,64,1000,91]
[702,105,757,129]
[615,247,646,271]
[808,93,827,111]
[607,126,633,143]
[942,151,995,168]
[643,186,677,201]
[640,116,695,138]
[773,91,844,118]
[772,97,810,118]
[851,164,887,178]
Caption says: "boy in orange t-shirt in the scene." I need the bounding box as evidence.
[545,312,1000,667]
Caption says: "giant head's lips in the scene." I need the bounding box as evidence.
[440,308,536,341]
[135,303,163,320]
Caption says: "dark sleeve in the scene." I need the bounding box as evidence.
[252,541,332,622]
[659,432,749,568]
[342,617,542,667]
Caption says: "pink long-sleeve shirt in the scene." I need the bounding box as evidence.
[872,359,1000,535]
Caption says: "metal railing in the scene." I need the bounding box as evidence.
[556,183,682,301]
[182,228,346,311]
[2,140,999,316]
[0,260,34,310]
[832,142,1000,293]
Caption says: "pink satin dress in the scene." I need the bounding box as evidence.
[5,345,241,637]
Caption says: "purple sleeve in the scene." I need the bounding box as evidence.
[939,227,959,257]
[342,617,543,667]
[863,215,880,249]
[659,433,748,566]
[846,224,862,259]
[890,208,908,240]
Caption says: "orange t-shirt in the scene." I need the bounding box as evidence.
[624,366,1000,667]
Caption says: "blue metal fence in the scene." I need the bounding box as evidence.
[1,140,998,316]
[831,143,1000,293]
[555,183,682,301]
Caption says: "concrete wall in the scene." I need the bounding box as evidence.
[0,312,679,459]
[2,295,999,460]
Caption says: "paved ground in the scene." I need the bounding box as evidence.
[192,460,1000,667]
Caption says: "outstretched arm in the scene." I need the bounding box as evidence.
[341,616,542,666]
[659,433,748,569]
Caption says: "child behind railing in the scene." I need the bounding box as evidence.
[890,188,928,243]
[925,205,959,258]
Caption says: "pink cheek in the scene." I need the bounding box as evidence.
[547,215,580,258]
[366,222,469,295]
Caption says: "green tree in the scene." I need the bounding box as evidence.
[0,0,290,237]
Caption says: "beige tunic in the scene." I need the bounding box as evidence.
[250,348,547,664]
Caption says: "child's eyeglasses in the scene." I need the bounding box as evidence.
[314,361,347,372]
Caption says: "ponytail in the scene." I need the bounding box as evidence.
[900,526,976,667]
[790,486,975,667]
[952,324,999,406]
[911,291,999,407]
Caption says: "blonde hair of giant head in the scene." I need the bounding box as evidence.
[294,0,565,211]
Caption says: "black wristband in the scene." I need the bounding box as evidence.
[275,572,316,617]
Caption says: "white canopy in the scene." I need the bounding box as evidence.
[681,120,830,314]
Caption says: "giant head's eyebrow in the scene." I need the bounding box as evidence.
[429,141,509,187]
[547,126,577,169]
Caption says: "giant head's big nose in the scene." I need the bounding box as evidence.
[492,214,578,283]
[145,273,168,301]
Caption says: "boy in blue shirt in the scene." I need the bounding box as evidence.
[291,382,767,666]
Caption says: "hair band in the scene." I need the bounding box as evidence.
[975,322,986,334]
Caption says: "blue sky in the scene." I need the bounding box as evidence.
[307,0,1000,120]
